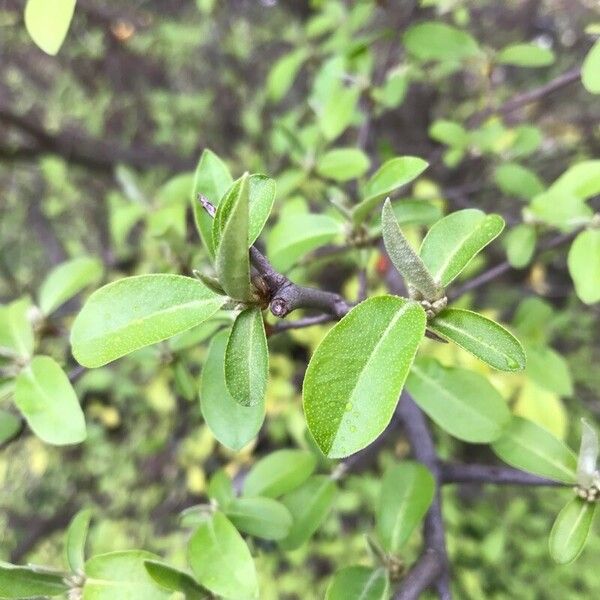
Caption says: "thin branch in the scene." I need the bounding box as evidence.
[395,394,451,600]
[269,313,336,334]
[440,462,563,487]
[469,67,581,127]
[449,224,585,300]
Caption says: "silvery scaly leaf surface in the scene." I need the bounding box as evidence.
[577,418,599,488]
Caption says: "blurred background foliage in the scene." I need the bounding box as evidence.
[1,0,599,598]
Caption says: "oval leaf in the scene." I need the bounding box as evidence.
[326,566,389,600]
[64,508,92,572]
[213,174,276,248]
[497,43,555,67]
[429,308,526,372]
[382,199,443,300]
[317,148,370,182]
[243,449,316,498]
[0,564,68,598]
[376,461,434,553]
[582,39,600,94]
[568,229,600,305]
[214,173,252,300]
[504,224,537,269]
[267,48,309,101]
[354,157,428,223]
[419,209,505,286]
[0,410,22,445]
[491,416,578,483]
[304,296,426,458]
[279,475,337,550]
[224,497,293,540]
[403,22,480,62]
[225,308,268,407]
[406,357,510,443]
[24,0,76,55]
[549,498,596,564]
[83,550,169,600]
[187,512,258,599]
[144,560,208,599]
[38,257,103,316]
[200,330,265,451]
[0,297,34,359]
[15,355,86,445]
[71,274,224,367]
[191,149,233,258]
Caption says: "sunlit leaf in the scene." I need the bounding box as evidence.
[0,297,34,360]
[419,209,505,286]
[200,330,265,451]
[504,224,537,269]
[403,22,480,62]
[317,148,370,182]
[187,512,258,599]
[325,566,389,600]
[267,48,309,101]
[243,449,316,498]
[582,39,600,94]
[64,508,92,572]
[279,475,337,550]
[497,43,554,67]
[225,308,268,407]
[144,561,207,599]
[549,499,596,564]
[407,357,510,443]
[24,0,76,55]
[429,308,526,372]
[577,419,599,489]
[568,229,600,304]
[376,461,434,553]
[494,163,544,200]
[15,355,86,445]
[224,497,293,540]
[71,275,225,367]
[303,296,426,458]
[491,416,577,483]
[0,564,68,598]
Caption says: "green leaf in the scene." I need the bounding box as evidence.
[429,308,526,372]
[214,173,252,301]
[64,508,92,572]
[0,410,21,445]
[83,550,170,600]
[279,475,337,550]
[568,229,600,304]
[200,330,265,451]
[303,296,426,458]
[325,566,389,600]
[187,512,258,599]
[191,149,233,258]
[319,85,360,141]
[382,199,443,300]
[354,157,428,223]
[577,419,599,488]
[582,39,600,94]
[548,160,600,200]
[524,342,573,397]
[224,497,293,540]
[38,256,103,315]
[225,308,268,407]
[549,499,596,564]
[317,148,370,182]
[504,223,537,269]
[0,564,68,598]
[403,22,480,62]
[144,561,208,599]
[429,120,468,148]
[213,174,276,248]
[0,297,34,360]
[386,199,443,228]
[71,274,225,367]
[491,416,578,483]
[529,192,592,231]
[14,355,86,445]
[376,461,434,553]
[493,163,544,200]
[267,213,343,271]
[497,43,555,67]
[24,0,76,55]
[419,209,505,286]
[407,357,511,442]
[207,469,235,508]
[243,449,317,498]
[267,48,309,101]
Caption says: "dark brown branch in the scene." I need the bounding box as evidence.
[395,394,451,600]
[440,462,563,487]
[469,67,581,127]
